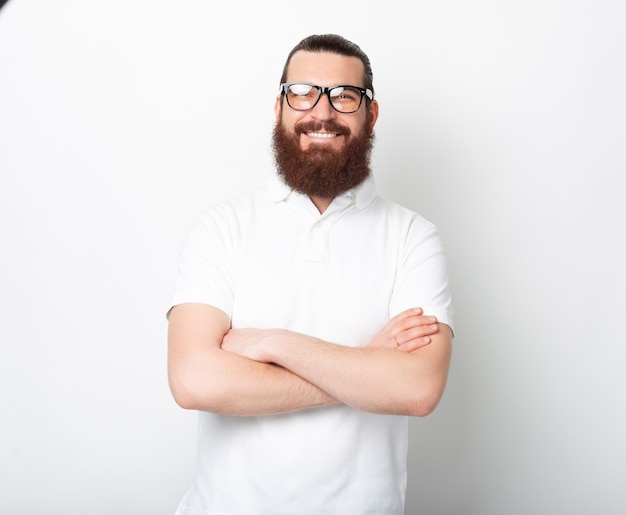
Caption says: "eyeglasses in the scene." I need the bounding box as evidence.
[280,82,373,113]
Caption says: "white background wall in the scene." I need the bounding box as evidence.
[1,1,624,513]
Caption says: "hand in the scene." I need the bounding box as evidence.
[369,308,439,352]
[221,328,277,362]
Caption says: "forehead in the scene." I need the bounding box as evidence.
[286,50,365,87]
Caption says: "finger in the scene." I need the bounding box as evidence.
[371,308,430,349]
[400,323,439,341]
[384,309,428,334]
[391,316,437,339]
[397,336,432,353]
[391,307,424,321]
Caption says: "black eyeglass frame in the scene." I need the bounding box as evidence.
[279,82,374,113]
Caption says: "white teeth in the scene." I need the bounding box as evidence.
[308,132,337,139]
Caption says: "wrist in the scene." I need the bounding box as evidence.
[259,329,283,364]
[265,328,301,365]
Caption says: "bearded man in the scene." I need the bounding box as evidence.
[167,34,454,515]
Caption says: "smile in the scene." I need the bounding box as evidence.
[306,132,339,139]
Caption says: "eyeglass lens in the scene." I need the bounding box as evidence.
[285,84,364,113]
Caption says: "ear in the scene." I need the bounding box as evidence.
[367,99,379,131]
[274,95,282,121]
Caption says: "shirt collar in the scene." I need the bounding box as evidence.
[267,172,377,210]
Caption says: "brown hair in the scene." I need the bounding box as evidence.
[279,34,374,97]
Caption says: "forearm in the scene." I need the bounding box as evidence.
[169,304,449,417]
[256,326,452,416]
[171,350,338,416]
[168,303,338,416]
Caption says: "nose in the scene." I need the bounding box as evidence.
[310,91,335,120]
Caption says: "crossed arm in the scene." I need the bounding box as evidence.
[168,303,452,417]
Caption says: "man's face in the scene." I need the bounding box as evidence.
[272,50,379,199]
[274,51,378,152]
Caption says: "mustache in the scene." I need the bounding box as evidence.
[294,121,350,136]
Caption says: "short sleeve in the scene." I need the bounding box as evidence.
[168,205,237,319]
[389,218,454,334]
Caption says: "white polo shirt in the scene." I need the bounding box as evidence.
[171,173,454,515]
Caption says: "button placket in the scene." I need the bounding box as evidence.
[302,219,328,262]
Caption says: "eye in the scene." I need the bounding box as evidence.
[288,84,314,97]
[330,87,360,101]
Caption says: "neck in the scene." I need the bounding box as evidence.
[309,195,333,214]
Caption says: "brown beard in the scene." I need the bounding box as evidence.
[272,118,374,198]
